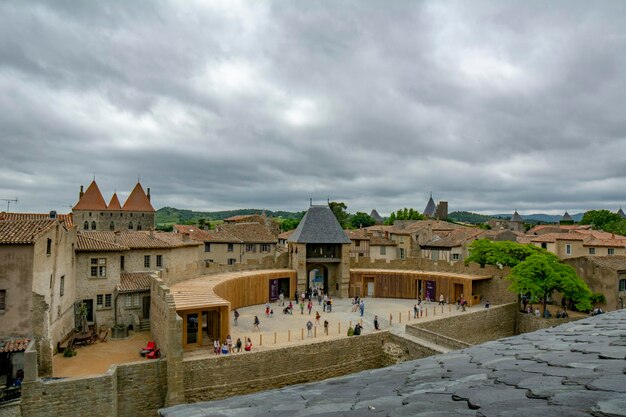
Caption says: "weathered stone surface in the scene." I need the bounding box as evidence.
[160,311,626,417]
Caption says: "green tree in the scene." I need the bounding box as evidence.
[384,208,424,224]
[384,212,396,225]
[280,218,300,232]
[329,201,350,228]
[350,212,376,229]
[580,210,621,228]
[466,239,544,267]
[507,253,592,316]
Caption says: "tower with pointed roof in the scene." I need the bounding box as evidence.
[288,204,352,297]
[73,181,155,231]
[423,193,437,218]
[559,210,574,225]
[617,207,625,219]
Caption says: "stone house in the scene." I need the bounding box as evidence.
[529,231,626,259]
[72,180,155,232]
[420,228,486,263]
[74,230,202,329]
[174,222,277,267]
[368,235,397,261]
[564,256,626,310]
[223,213,280,237]
[0,217,76,376]
[486,210,524,233]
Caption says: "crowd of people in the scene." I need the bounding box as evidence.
[211,335,253,355]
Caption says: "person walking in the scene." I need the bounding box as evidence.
[253,315,260,331]
[374,315,380,330]
[439,293,445,305]
[323,294,328,312]
[359,299,365,317]
[315,311,321,325]
[413,304,418,319]
[279,291,285,306]
[327,297,332,312]
[306,320,313,336]
[299,300,305,315]
[323,319,329,335]
[307,300,313,315]
[233,309,239,326]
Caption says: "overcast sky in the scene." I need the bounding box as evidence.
[1,1,625,216]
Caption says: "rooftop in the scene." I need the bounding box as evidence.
[0,219,57,244]
[76,230,201,251]
[288,205,351,244]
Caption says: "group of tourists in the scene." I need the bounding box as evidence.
[212,335,253,355]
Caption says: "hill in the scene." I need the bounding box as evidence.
[448,211,494,224]
[156,207,303,226]
[491,213,584,223]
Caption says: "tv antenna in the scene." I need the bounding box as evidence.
[1,198,18,212]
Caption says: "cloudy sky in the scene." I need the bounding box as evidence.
[1,1,625,216]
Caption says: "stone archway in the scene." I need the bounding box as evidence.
[307,264,329,294]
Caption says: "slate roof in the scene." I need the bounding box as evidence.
[122,183,155,212]
[423,193,437,217]
[618,208,626,219]
[561,211,573,221]
[0,219,57,244]
[511,210,523,222]
[0,338,31,353]
[287,205,351,244]
[73,180,108,210]
[117,272,152,293]
[0,212,74,228]
[369,209,383,222]
[160,310,626,417]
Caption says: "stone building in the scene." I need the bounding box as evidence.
[486,210,524,233]
[223,213,280,237]
[72,180,155,232]
[420,227,486,263]
[288,205,351,297]
[564,255,626,310]
[528,230,626,259]
[74,230,202,330]
[0,217,76,377]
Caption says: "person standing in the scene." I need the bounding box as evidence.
[213,339,220,355]
[307,300,313,315]
[413,304,418,319]
[226,334,233,353]
[279,291,285,306]
[327,297,332,313]
[323,294,328,312]
[374,315,380,330]
[253,315,260,331]
[315,310,321,325]
[439,293,445,305]
[323,319,329,335]
[299,300,305,315]
[306,320,313,336]
[233,309,239,326]
[359,299,365,317]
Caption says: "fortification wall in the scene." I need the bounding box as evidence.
[516,311,581,334]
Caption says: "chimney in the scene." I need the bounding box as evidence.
[147,188,151,201]
[427,222,433,241]
[182,232,190,242]
[79,185,84,200]
[114,230,120,243]
[150,228,154,238]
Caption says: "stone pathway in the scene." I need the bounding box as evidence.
[160,310,626,417]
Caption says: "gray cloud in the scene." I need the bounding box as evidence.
[1,0,625,216]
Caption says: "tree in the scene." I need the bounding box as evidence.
[580,210,621,228]
[280,218,300,232]
[350,212,376,229]
[507,253,592,316]
[466,239,544,267]
[329,201,349,228]
[384,212,396,225]
[384,208,424,224]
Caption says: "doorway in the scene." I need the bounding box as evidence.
[307,265,329,293]
[364,277,375,297]
[454,284,464,303]
[142,296,151,320]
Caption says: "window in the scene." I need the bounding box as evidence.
[97,294,103,308]
[84,221,89,230]
[228,258,236,265]
[125,293,141,308]
[105,294,112,308]
[619,279,626,292]
[589,247,596,255]
[204,243,211,252]
[566,244,572,255]
[110,222,114,231]
[452,253,460,261]
[91,221,97,230]
[608,248,615,255]
[541,242,547,249]
[399,248,405,259]
[120,255,125,271]
[137,224,142,231]
[90,258,106,277]
[46,238,52,255]
[245,244,255,252]
[261,244,270,252]
[380,246,386,255]
[60,276,64,297]
[129,222,134,230]
[144,255,151,268]
[228,243,234,252]
[355,240,361,248]
[0,289,6,312]
[156,255,163,267]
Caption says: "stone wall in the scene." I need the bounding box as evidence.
[116,360,168,417]
[381,332,440,366]
[182,332,387,403]
[407,303,518,345]
[516,312,581,334]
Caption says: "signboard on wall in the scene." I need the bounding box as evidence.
[425,280,435,301]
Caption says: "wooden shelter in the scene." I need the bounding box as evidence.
[170,269,296,349]
[349,269,492,306]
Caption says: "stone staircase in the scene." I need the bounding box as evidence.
[139,319,151,331]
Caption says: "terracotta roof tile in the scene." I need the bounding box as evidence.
[73,181,108,211]
[369,235,396,246]
[219,223,277,244]
[107,193,122,210]
[583,255,626,271]
[0,219,57,244]
[345,229,370,240]
[78,231,200,250]
[0,337,31,353]
[76,234,129,252]
[224,214,262,222]
[278,229,295,240]
[422,228,485,248]
[121,183,155,212]
[530,233,586,243]
[0,212,73,228]
[117,272,152,293]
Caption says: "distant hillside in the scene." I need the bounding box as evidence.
[156,207,304,225]
[448,211,495,224]
[491,213,584,223]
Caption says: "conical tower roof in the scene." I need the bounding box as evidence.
[617,207,626,219]
[561,211,573,221]
[73,181,107,210]
[107,193,122,210]
[370,209,383,222]
[511,210,523,222]
[423,193,437,217]
[122,183,155,212]
[288,205,351,244]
